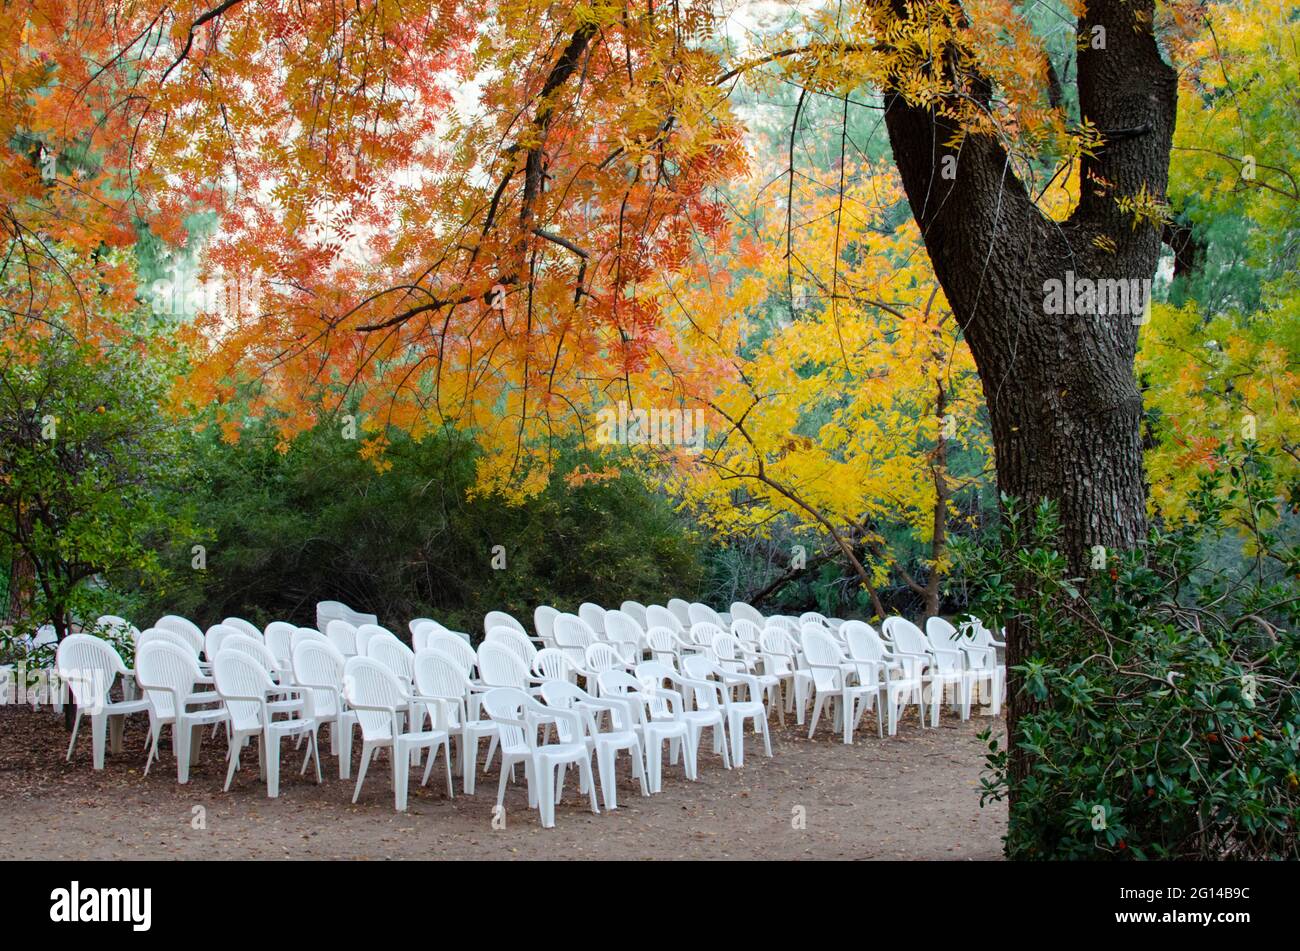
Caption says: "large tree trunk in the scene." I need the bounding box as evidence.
[879,0,1178,795]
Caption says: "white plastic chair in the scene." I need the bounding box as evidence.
[687,602,726,629]
[325,619,359,657]
[291,627,331,653]
[533,605,560,649]
[137,641,226,782]
[645,625,693,667]
[602,609,645,658]
[681,654,772,767]
[713,631,782,723]
[263,622,298,680]
[291,638,358,778]
[842,620,922,735]
[423,629,477,677]
[532,647,578,684]
[759,626,811,725]
[553,613,598,671]
[599,669,696,792]
[95,615,141,644]
[56,634,150,769]
[477,641,535,690]
[355,623,399,657]
[480,687,599,829]
[636,661,731,770]
[885,617,974,726]
[646,604,686,636]
[802,627,877,743]
[484,611,529,640]
[577,602,607,636]
[730,602,765,626]
[213,649,320,797]
[222,616,263,640]
[343,656,453,811]
[667,598,693,628]
[540,679,646,811]
[485,626,539,668]
[155,615,205,655]
[204,623,242,663]
[619,601,649,631]
[799,611,831,628]
[931,616,1004,713]
[316,600,377,634]
[413,649,499,794]
[138,627,203,661]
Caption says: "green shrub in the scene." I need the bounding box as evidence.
[955,444,1299,859]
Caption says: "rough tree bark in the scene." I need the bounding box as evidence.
[879,0,1178,790]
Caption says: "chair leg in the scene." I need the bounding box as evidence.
[265,731,281,797]
[394,740,410,811]
[337,716,352,780]
[580,757,599,816]
[143,722,158,775]
[464,733,478,795]
[596,744,616,810]
[91,713,107,770]
[808,694,826,739]
[176,721,192,784]
[352,743,374,803]
[538,761,556,828]
[224,736,241,791]
[66,710,82,761]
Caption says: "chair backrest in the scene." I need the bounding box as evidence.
[484,611,527,639]
[413,649,472,727]
[411,618,448,651]
[368,635,416,684]
[584,642,627,676]
[597,669,648,717]
[325,619,359,656]
[709,631,745,671]
[619,601,649,631]
[689,621,725,648]
[633,661,680,719]
[56,634,126,712]
[884,616,929,655]
[842,620,886,661]
[95,615,140,643]
[553,613,596,664]
[213,649,275,731]
[730,617,763,648]
[138,627,201,659]
[603,610,643,654]
[477,641,530,688]
[422,630,476,675]
[730,602,764,625]
[137,641,203,720]
[342,656,404,742]
[577,602,606,635]
[220,633,280,675]
[292,638,347,718]
[222,617,263,640]
[204,623,243,662]
[485,626,538,666]
[645,604,683,635]
[680,653,722,710]
[533,605,560,646]
[292,627,331,654]
[355,623,398,657]
[263,622,298,673]
[802,626,846,691]
[154,615,205,654]
[316,600,377,633]
[667,598,692,627]
[537,680,591,742]
[926,616,961,648]
[532,647,576,683]
[645,627,680,666]
[480,687,532,756]
[688,602,725,628]
[799,611,830,628]
[759,627,795,676]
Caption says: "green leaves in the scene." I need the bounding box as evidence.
[958,454,1300,860]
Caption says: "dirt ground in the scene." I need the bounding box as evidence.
[0,702,1006,859]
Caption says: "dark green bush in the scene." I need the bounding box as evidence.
[955,444,1299,859]
[135,422,708,636]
